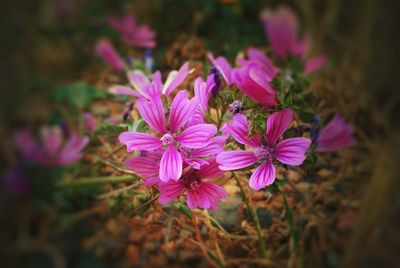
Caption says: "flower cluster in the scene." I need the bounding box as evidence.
[114,7,356,211]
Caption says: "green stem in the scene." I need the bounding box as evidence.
[276,185,299,249]
[57,175,137,187]
[233,173,268,259]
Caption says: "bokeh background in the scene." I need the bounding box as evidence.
[1,0,399,267]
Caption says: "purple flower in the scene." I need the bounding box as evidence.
[158,159,227,210]
[209,66,221,97]
[237,47,278,79]
[95,39,125,73]
[217,109,311,190]
[208,53,234,85]
[119,90,218,182]
[109,14,156,48]
[228,100,242,115]
[14,126,89,167]
[109,62,191,100]
[316,114,356,152]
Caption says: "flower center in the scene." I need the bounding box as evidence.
[160,133,174,145]
[189,181,200,190]
[253,146,271,161]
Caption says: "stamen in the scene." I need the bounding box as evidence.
[253,146,271,161]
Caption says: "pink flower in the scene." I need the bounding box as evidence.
[119,90,218,182]
[208,53,234,85]
[83,112,96,131]
[316,114,356,152]
[95,39,125,73]
[109,14,156,48]
[237,47,278,78]
[217,109,311,190]
[14,126,89,167]
[261,7,326,73]
[109,62,191,99]
[232,64,278,107]
[158,159,227,210]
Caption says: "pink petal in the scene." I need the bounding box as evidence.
[158,180,185,204]
[191,136,227,158]
[127,70,151,99]
[265,108,293,145]
[207,53,233,85]
[316,114,356,152]
[197,159,224,179]
[168,91,199,133]
[274,137,311,166]
[125,156,159,179]
[13,129,42,162]
[95,39,124,73]
[304,54,327,74]
[187,182,227,210]
[159,144,182,182]
[58,133,89,166]
[232,66,278,107]
[83,112,96,131]
[146,71,163,98]
[162,62,190,96]
[227,114,262,147]
[175,124,217,149]
[40,126,63,158]
[109,85,141,97]
[119,132,161,152]
[216,150,258,171]
[136,97,166,133]
[249,159,276,190]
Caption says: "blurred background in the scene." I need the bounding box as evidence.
[0,0,399,267]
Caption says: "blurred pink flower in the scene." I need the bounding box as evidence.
[119,90,217,182]
[83,112,96,131]
[261,7,326,73]
[217,109,311,190]
[158,159,227,210]
[109,62,191,100]
[95,39,125,73]
[317,114,356,152]
[109,14,156,48]
[14,126,89,167]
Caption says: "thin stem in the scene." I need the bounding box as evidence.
[233,172,268,259]
[57,175,136,187]
[276,185,299,249]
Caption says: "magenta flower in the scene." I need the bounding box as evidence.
[208,53,234,85]
[261,7,326,73]
[109,14,156,48]
[232,64,278,107]
[83,112,96,131]
[95,39,125,73]
[237,47,278,79]
[119,90,218,182]
[158,159,227,210]
[316,114,356,152]
[14,126,89,167]
[217,109,311,190]
[110,62,191,100]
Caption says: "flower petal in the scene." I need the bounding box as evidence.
[159,145,182,182]
[197,159,224,179]
[40,126,63,158]
[58,133,89,166]
[266,108,293,145]
[249,159,276,190]
[109,85,141,97]
[127,70,151,98]
[191,136,227,158]
[95,39,124,73]
[175,124,217,149]
[207,53,233,85]
[227,114,261,147]
[274,137,311,165]
[216,150,257,171]
[168,91,199,133]
[162,62,190,96]
[119,132,161,152]
[13,129,42,162]
[187,182,227,210]
[304,54,326,74]
[158,180,185,204]
[125,156,159,179]
[137,97,166,133]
